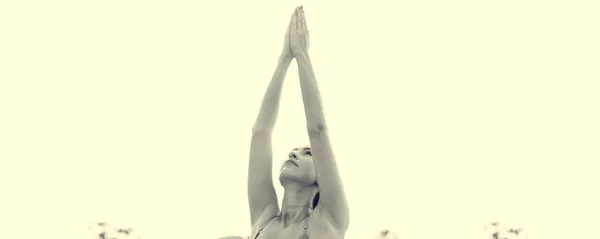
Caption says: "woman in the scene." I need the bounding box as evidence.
[247,6,349,239]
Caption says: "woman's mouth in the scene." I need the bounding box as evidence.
[284,159,298,167]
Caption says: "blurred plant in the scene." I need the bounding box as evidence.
[486,221,526,239]
[89,221,138,239]
[375,229,399,239]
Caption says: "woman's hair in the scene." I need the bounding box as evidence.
[311,191,320,209]
[311,180,320,209]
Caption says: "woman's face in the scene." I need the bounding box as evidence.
[279,145,317,186]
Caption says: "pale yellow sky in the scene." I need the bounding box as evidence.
[1,1,599,239]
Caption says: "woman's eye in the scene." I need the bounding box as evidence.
[305,151,312,156]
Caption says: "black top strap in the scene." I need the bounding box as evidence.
[253,216,277,239]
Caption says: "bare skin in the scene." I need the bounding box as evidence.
[248,6,349,239]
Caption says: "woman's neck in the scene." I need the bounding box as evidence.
[279,184,317,227]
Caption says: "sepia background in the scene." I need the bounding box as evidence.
[1,0,598,239]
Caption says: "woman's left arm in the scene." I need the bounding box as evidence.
[291,8,349,230]
[297,52,349,230]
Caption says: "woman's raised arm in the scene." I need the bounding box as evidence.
[247,14,295,228]
[290,7,350,231]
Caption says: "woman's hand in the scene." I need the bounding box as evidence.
[290,6,310,57]
[280,11,295,60]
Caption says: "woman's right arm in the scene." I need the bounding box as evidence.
[248,54,293,227]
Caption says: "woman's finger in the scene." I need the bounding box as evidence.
[295,7,301,32]
[291,9,297,32]
[301,8,307,31]
[287,13,293,32]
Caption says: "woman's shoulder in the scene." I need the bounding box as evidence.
[250,212,279,237]
[306,209,348,238]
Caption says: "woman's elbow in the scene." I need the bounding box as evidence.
[252,126,273,137]
[307,123,328,135]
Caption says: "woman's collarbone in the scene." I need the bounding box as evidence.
[260,220,306,239]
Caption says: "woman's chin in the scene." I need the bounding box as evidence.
[279,170,292,179]
[279,172,299,184]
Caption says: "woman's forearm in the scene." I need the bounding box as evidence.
[253,56,293,134]
[295,52,327,133]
